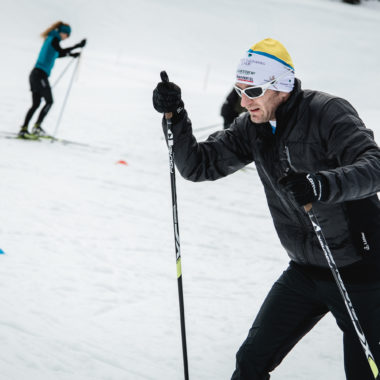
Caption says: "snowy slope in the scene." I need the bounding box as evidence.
[0,0,379,379]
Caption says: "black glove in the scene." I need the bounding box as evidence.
[73,39,86,49]
[77,38,87,47]
[70,52,80,58]
[152,79,185,123]
[278,172,329,207]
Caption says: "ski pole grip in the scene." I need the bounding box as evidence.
[160,70,169,83]
[160,71,173,120]
[304,203,312,212]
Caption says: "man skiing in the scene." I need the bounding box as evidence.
[153,38,380,379]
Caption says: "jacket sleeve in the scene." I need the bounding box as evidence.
[52,37,79,57]
[319,98,380,203]
[163,112,254,181]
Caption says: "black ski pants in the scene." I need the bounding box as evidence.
[231,261,380,380]
[23,68,53,128]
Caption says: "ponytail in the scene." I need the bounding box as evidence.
[40,21,70,39]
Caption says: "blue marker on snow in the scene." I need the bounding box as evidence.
[0,249,5,254]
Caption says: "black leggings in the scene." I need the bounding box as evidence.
[23,68,53,127]
[231,262,380,379]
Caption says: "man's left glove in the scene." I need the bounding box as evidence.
[278,172,329,207]
[152,80,185,123]
[70,52,80,58]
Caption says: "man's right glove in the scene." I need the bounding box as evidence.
[152,80,185,123]
[70,52,80,58]
[278,172,329,207]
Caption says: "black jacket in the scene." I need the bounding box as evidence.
[165,79,380,269]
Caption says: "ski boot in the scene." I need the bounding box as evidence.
[18,126,34,139]
[31,123,47,137]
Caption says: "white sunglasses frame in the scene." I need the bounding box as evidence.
[234,69,293,100]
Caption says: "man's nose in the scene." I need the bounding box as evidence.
[241,93,252,108]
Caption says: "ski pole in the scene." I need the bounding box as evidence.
[52,58,75,88]
[160,70,190,380]
[305,203,379,379]
[51,53,82,140]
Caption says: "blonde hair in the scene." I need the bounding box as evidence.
[40,21,70,39]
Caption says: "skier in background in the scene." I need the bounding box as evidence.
[153,38,380,379]
[220,87,245,129]
[19,21,86,138]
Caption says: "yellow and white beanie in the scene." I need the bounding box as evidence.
[236,38,295,93]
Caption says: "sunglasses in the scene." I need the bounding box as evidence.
[234,70,292,99]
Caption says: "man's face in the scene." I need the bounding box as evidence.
[236,84,288,123]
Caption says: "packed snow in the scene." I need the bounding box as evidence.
[0,0,379,379]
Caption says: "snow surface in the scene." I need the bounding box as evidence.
[0,0,379,379]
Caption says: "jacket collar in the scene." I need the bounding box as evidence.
[247,78,303,139]
[275,78,302,122]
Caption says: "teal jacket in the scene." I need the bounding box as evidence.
[35,30,61,76]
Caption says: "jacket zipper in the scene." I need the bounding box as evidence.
[281,145,310,230]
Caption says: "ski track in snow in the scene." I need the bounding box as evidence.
[0,0,380,379]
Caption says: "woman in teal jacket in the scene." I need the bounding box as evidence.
[19,21,86,138]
